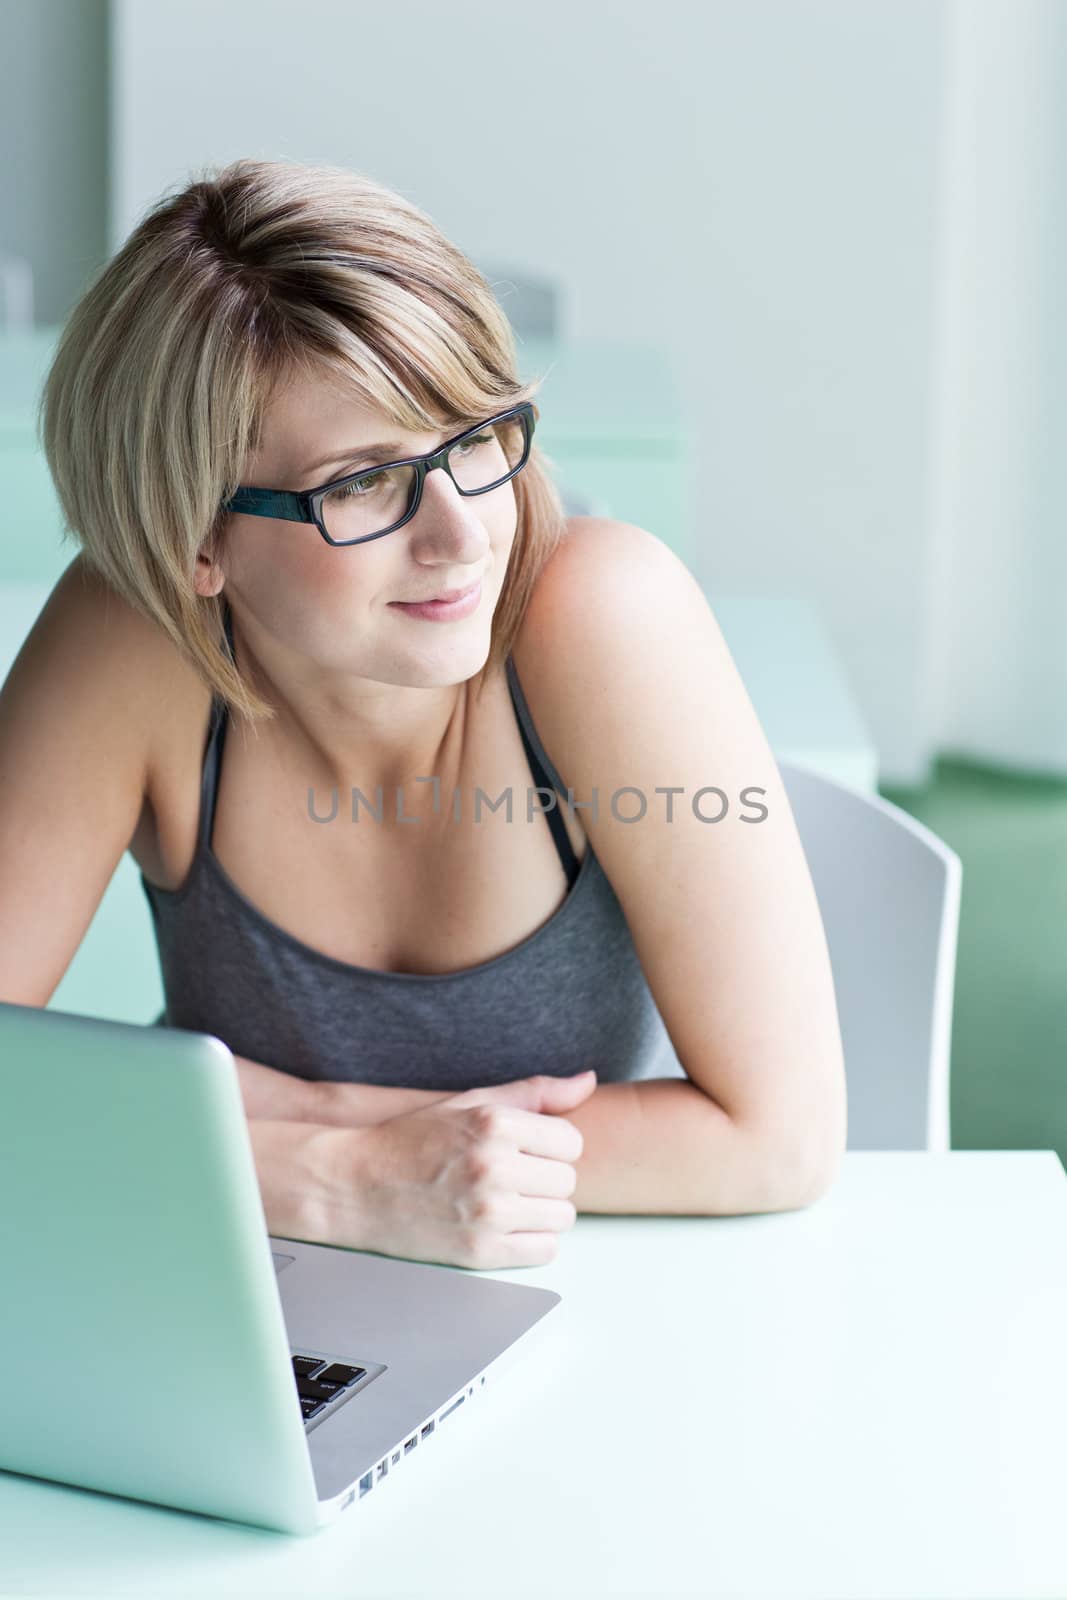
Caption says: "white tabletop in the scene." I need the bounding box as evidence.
[2,1151,1065,1598]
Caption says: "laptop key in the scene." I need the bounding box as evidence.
[315,1363,367,1387]
[300,1398,326,1419]
[297,1377,345,1404]
[292,1355,326,1379]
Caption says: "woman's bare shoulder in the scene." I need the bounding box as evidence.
[10,554,211,795]
[46,552,207,699]
[511,514,678,686]
[0,556,212,1002]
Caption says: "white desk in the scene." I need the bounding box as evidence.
[1,1152,1065,1598]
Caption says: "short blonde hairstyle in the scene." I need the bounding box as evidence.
[40,157,566,723]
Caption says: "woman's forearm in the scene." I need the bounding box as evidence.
[232,1051,447,1127]
[246,1118,388,1251]
[245,1116,346,1244]
[233,1053,332,1120]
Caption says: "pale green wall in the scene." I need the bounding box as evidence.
[0,0,108,326]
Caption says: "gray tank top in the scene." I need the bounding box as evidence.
[140,604,685,1090]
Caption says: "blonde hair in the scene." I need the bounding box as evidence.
[39,157,566,723]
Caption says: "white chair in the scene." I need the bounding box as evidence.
[778,759,962,1151]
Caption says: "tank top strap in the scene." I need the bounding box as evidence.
[504,653,581,889]
[222,597,236,662]
[196,618,581,889]
[197,601,235,856]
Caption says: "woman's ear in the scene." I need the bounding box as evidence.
[194,547,226,599]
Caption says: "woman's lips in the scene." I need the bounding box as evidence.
[403,579,480,604]
[388,579,483,622]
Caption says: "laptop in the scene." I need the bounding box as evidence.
[0,1001,562,1535]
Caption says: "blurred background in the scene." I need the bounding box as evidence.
[1,0,1064,1164]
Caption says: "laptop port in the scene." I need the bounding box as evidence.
[359,1471,373,1498]
[404,1435,417,1454]
[421,1421,434,1438]
[440,1395,465,1422]
[377,1459,388,1480]
[341,1488,356,1511]
[392,1450,401,1465]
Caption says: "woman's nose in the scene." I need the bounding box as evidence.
[410,464,491,550]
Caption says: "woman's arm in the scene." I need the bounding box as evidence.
[233,1052,450,1127]
[510,520,848,1199]
[246,1117,341,1241]
[0,563,172,1012]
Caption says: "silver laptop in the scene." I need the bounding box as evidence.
[0,1001,561,1535]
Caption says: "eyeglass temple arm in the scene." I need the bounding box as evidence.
[223,487,311,521]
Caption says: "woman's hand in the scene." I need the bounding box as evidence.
[314,1071,599,1270]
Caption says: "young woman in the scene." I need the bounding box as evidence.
[1,158,846,1269]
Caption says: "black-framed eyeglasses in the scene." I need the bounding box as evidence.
[221,401,536,548]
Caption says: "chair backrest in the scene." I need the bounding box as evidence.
[778,759,962,1151]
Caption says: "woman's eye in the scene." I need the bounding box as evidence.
[338,472,387,499]
[454,432,494,456]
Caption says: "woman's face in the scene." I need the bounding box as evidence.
[210,367,519,692]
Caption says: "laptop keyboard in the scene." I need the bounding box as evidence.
[291,1352,367,1424]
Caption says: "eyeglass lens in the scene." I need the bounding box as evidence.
[320,413,528,544]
